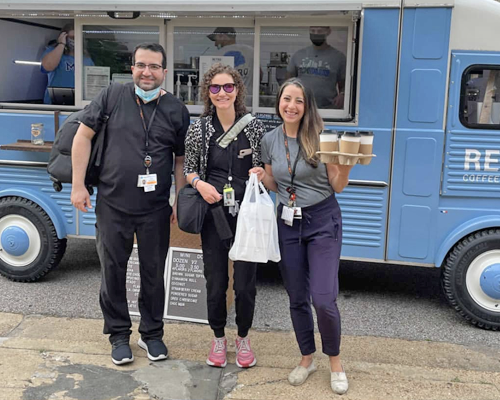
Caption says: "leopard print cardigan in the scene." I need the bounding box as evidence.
[183,114,266,181]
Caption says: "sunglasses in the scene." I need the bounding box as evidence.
[208,83,236,94]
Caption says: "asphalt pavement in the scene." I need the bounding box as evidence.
[0,238,498,350]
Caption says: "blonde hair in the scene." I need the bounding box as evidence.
[200,63,247,118]
[276,78,324,167]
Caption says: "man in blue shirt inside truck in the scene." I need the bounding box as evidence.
[40,23,94,104]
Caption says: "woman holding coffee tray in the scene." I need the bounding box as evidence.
[184,64,265,369]
[250,78,354,395]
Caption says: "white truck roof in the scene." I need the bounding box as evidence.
[0,0,458,13]
[450,0,500,52]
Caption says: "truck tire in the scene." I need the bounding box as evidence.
[0,197,67,282]
[442,229,500,330]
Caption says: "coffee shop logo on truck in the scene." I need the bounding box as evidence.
[462,148,500,183]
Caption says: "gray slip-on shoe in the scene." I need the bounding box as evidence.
[288,361,317,386]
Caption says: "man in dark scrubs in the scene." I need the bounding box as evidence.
[71,43,190,365]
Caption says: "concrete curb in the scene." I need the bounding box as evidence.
[0,312,499,400]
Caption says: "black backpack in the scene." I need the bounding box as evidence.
[47,83,124,194]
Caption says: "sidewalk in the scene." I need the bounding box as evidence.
[0,312,499,400]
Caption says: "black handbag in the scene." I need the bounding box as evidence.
[177,118,208,234]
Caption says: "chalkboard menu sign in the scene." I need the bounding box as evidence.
[255,112,282,133]
[165,247,208,323]
[126,245,141,316]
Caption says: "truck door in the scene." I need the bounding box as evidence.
[387,6,452,264]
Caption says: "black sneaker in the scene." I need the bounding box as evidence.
[138,338,168,361]
[111,340,134,365]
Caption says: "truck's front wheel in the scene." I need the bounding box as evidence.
[0,197,67,281]
[442,229,500,330]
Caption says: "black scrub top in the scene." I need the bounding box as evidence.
[206,113,253,201]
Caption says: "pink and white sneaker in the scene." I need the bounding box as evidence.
[206,337,227,368]
[235,336,256,368]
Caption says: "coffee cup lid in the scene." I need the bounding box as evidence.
[343,131,361,138]
[321,129,338,134]
[358,131,374,136]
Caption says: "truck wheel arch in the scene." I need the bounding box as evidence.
[435,216,500,268]
[0,188,67,239]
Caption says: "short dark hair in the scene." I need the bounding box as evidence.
[61,23,74,34]
[132,43,167,69]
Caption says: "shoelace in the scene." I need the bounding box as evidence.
[237,337,251,353]
[213,338,226,353]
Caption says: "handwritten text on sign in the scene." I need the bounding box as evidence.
[165,247,208,323]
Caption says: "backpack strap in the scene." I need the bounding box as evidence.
[93,83,125,168]
[215,113,254,149]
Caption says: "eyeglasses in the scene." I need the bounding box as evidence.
[134,62,163,71]
[208,83,236,94]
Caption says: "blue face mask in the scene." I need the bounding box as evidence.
[135,85,161,102]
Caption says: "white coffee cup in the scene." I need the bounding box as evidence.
[320,130,339,152]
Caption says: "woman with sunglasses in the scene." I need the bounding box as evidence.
[250,78,354,395]
[184,63,265,369]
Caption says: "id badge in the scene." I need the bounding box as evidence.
[144,184,156,192]
[137,173,158,188]
[223,186,235,207]
[293,207,302,220]
[281,206,295,226]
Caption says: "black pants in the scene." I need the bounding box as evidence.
[95,198,171,344]
[201,205,257,338]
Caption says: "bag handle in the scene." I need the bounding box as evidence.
[242,173,260,204]
[201,117,206,176]
[216,113,254,149]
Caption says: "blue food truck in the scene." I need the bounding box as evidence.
[0,0,499,329]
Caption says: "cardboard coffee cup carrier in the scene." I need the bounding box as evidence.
[317,131,376,165]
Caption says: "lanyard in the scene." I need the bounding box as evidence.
[227,139,236,185]
[283,125,301,205]
[135,94,161,173]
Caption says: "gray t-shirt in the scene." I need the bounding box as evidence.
[287,45,346,109]
[261,125,334,208]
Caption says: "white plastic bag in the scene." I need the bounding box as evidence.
[229,173,281,263]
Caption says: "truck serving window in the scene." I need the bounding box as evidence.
[0,18,74,105]
[171,26,255,111]
[168,15,356,120]
[460,66,500,129]
[82,25,160,101]
[257,18,355,121]
[259,26,348,110]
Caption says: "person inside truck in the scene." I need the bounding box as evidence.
[207,27,255,93]
[286,26,346,109]
[40,23,94,104]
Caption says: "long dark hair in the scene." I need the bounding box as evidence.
[275,78,324,167]
[200,63,247,118]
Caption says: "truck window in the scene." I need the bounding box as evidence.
[172,26,255,109]
[259,24,351,119]
[461,66,500,129]
[0,18,74,105]
[82,25,160,101]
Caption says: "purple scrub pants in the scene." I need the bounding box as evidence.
[278,195,342,356]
